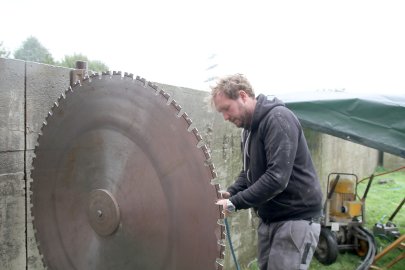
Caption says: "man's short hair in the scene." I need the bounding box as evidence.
[210,74,255,103]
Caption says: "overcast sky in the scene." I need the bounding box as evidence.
[1,0,404,95]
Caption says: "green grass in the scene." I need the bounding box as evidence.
[244,167,405,270]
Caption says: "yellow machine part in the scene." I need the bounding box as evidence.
[332,178,355,194]
[329,177,362,219]
[343,201,363,217]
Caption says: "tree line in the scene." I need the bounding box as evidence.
[0,37,108,72]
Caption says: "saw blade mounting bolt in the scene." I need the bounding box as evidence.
[87,189,121,236]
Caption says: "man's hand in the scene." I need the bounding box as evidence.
[218,190,231,199]
[215,199,234,217]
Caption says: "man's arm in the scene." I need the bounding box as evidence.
[227,170,248,196]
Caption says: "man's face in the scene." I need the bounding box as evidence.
[213,92,250,128]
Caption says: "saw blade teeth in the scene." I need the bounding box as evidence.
[124,72,134,79]
[201,144,211,159]
[36,246,48,269]
[211,178,221,185]
[29,173,35,185]
[216,188,223,198]
[215,262,223,270]
[197,139,205,149]
[217,218,225,226]
[56,95,63,104]
[204,158,213,167]
[215,258,224,267]
[214,184,221,195]
[136,76,147,86]
[170,99,181,111]
[164,94,174,105]
[210,164,217,174]
[47,111,53,117]
[113,71,122,76]
[31,161,36,172]
[182,112,193,126]
[176,107,185,118]
[170,100,184,117]
[160,90,171,101]
[216,261,224,270]
[31,207,49,269]
[187,123,197,133]
[147,81,158,93]
[102,71,111,76]
[166,96,174,106]
[42,120,47,126]
[72,80,80,88]
[218,239,226,247]
[34,142,41,153]
[30,203,35,215]
[166,98,173,106]
[191,128,205,148]
[148,81,157,89]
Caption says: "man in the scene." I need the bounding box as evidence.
[212,74,323,270]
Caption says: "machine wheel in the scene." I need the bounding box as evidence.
[314,227,339,265]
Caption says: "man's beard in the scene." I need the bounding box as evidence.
[233,104,252,129]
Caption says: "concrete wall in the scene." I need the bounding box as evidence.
[1,58,71,270]
[383,152,405,171]
[0,58,25,270]
[1,57,403,269]
[26,61,71,270]
[305,129,380,194]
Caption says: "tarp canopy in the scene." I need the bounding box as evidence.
[273,91,405,158]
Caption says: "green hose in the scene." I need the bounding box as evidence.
[224,218,241,270]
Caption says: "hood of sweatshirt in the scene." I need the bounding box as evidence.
[249,94,285,131]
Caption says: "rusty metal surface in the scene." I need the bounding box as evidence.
[31,72,225,269]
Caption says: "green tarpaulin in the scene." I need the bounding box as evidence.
[272,92,405,158]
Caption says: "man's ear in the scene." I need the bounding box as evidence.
[239,90,248,102]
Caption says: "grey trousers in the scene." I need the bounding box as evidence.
[258,219,320,270]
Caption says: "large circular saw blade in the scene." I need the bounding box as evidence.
[31,72,225,270]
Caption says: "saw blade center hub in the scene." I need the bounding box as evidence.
[87,189,120,236]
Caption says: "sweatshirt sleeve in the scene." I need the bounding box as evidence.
[230,108,300,209]
[227,170,248,196]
